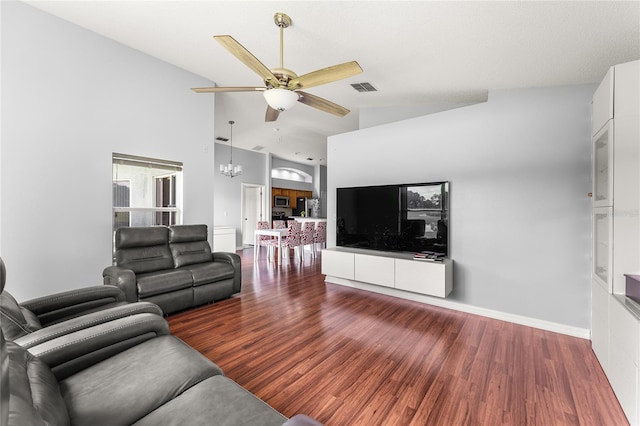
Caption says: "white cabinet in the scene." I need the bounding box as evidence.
[590,60,640,426]
[354,253,395,288]
[322,248,453,299]
[321,249,354,280]
[591,279,609,372]
[395,258,453,298]
[592,122,614,208]
[213,227,236,252]
[593,207,613,291]
[608,297,640,425]
[612,61,640,295]
[592,66,614,136]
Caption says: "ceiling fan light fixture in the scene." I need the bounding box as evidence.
[263,88,298,111]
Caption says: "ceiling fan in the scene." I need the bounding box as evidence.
[191,12,363,122]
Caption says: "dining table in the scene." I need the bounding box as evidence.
[254,228,288,262]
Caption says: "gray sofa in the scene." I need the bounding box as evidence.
[1,312,321,425]
[103,224,241,315]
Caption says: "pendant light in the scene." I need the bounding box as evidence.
[220,120,242,178]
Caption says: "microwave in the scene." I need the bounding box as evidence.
[274,195,290,207]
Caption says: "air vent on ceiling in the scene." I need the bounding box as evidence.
[252,145,265,151]
[351,82,377,92]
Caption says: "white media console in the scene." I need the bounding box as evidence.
[322,247,453,298]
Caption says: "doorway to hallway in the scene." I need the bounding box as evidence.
[241,183,266,247]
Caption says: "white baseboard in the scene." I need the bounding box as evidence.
[325,276,591,340]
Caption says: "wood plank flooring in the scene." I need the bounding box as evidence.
[168,249,628,425]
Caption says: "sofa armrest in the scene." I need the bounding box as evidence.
[213,252,242,293]
[103,266,138,302]
[14,302,163,349]
[21,285,126,326]
[27,313,170,380]
[282,415,323,426]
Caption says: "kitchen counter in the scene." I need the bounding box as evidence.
[289,217,327,223]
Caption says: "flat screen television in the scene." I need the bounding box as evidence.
[336,182,449,257]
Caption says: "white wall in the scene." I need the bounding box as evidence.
[1,2,216,301]
[213,142,268,247]
[328,85,595,329]
[271,157,315,192]
[359,101,479,129]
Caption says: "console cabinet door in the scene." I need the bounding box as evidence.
[321,250,354,280]
[354,254,394,288]
[395,259,452,298]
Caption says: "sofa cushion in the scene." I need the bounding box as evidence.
[136,270,193,298]
[116,227,174,274]
[58,335,223,426]
[170,241,213,268]
[116,245,175,274]
[134,375,288,426]
[169,224,208,244]
[117,226,169,249]
[178,262,235,286]
[141,289,193,315]
[169,225,213,268]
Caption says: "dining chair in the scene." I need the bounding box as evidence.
[273,220,287,229]
[314,221,326,252]
[301,222,316,258]
[267,220,302,262]
[256,221,271,259]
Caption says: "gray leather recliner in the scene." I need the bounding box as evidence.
[0,256,163,346]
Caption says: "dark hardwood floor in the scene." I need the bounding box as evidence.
[168,248,628,425]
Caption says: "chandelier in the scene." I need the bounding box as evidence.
[220,120,242,178]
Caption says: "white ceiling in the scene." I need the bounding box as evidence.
[25,1,640,166]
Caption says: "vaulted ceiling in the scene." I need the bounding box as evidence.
[25,1,640,165]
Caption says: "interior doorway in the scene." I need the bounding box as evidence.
[242,183,266,246]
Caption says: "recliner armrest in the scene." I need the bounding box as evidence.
[103,266,138,302]
[213,252,242,293]
[27,313,170,380]
[14,302,163,349]
[21,285,126,326]
[282,415,324,426]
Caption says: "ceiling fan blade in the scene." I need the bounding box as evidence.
[297,91,350,117]
[214,35,280,87]
[265,106,280,122]
[191,86,266,93]
[288,61,363,90]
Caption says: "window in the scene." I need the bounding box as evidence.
[113,180,131,230]
[112,152,183,236]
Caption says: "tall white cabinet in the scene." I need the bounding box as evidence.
[590,60,640,425]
